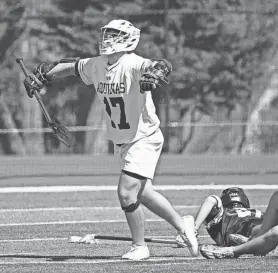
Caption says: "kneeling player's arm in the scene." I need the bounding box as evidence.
[195,196,218,230]
[139,58,172,93]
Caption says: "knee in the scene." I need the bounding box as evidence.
[121,200,141,212]
[265,226,278,242]
[118,186,141,212]
[117,178,141,206]
[117,185,134,205]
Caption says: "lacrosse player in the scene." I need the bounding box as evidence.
[23,19,198,260]
[176,187,263,249]
[200,190,278,259]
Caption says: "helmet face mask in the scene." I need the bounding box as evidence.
[99,20,140,55]
[220,187,250,209]
[99,28,128,54]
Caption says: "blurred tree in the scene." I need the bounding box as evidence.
[139,0,278,153]
[1,0,278,154]
[242,49,278,154]
[0,0,45,155]
[0,0,112,154]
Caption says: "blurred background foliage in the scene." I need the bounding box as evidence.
[0,0,278,155]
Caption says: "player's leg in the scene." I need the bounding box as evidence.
[140,129,197,256]
[231,225,278,256]
[117,170,146,246]
[117,170,150,260]
[119,174,187,246]
[253,191,278,237]
[140,179,183,227]
[115,130,163,260]
[131,129,181,228]
[118,129,198,257]
[140,179,198,256]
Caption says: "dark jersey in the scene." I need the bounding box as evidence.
[205,195,263,246]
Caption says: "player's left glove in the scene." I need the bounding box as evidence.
[23,63,51,98]
[140,58,172,93]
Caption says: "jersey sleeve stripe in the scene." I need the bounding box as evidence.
[210,195,222,209]
[78,59,93,85]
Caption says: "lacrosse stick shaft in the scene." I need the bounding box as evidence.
[94,235,177,245]
[16,58,71,148]
[16,58,52,123]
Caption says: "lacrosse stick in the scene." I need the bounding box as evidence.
[16,58,71,148]
[69,234,178,245]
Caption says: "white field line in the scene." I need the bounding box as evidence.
[0,184,277,193]
[0,256,205,265]
[0,238,69,243]
[0,205,267,226]
[0,204,268,213]
[0,219,169,227]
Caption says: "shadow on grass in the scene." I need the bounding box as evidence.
[0,254,119,261]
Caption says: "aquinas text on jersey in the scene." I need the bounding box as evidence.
[97,82,125,95]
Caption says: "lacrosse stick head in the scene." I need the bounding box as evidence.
[69,234,98,245]
[49,117,71,148]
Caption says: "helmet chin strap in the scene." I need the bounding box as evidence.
[107,52,126,65]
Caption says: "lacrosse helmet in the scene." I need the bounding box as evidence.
[99,19,140,55]
[220,187,250,208]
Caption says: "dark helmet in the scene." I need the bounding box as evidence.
[220,187,250,208]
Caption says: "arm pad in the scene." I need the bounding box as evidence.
[37,57,81,83]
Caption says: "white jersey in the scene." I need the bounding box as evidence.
[78,53,160,144]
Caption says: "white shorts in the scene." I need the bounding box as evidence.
[114,129,164,180]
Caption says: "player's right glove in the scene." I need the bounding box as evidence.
[23,63,50,98]
[140,58,172,93]
[139,73,160,93]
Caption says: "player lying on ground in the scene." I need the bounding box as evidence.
[176,187,263,248]
[22,19,198,260]
[200,190,278,259]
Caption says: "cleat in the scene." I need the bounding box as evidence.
[200,244,235,259]
[122,244,150,261]
[177,215,199,256]
[176,234,186,248]
[176,230,199,248]
[228,234,249,246]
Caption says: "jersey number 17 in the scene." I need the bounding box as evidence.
[103,97,130,130]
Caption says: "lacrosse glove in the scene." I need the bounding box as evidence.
[140,58,172,93]
[24,63,50,98]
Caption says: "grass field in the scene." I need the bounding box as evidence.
[0,169,278,272]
